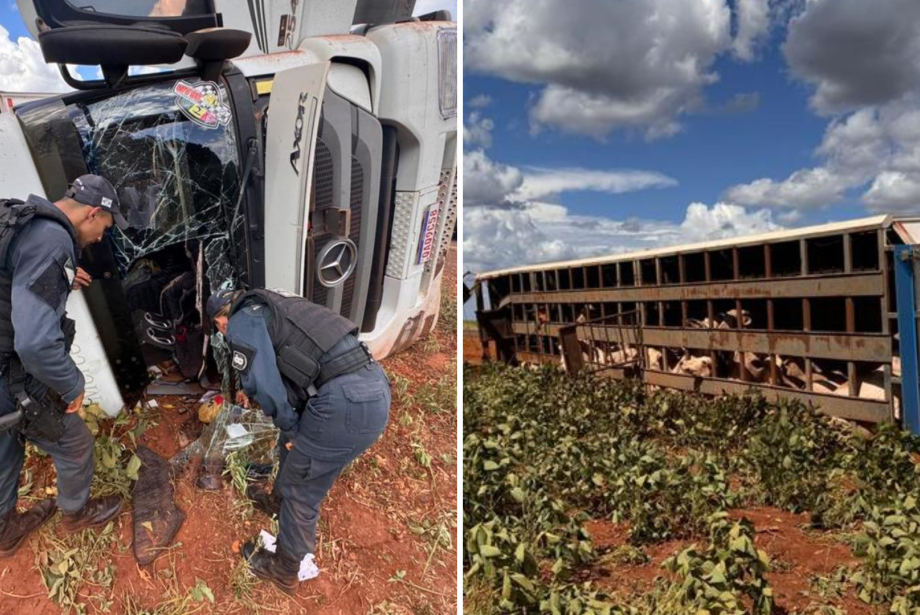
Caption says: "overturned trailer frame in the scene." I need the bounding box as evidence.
[473,215,920,432]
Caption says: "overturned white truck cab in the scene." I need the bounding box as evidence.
[0,0,457,415]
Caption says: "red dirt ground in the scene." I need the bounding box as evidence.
[0,245,458,614]
[461,330,487,365]
[587,506,877,614]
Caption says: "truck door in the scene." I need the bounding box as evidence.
[262,62,330,296]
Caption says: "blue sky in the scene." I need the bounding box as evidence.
[463,0,920,276]
[1,3,27,45]
[0,1,98,85]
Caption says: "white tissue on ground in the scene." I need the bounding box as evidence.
[258,529,320,581]
[224,423,254,449]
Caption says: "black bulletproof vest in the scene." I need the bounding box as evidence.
[0,198,79,364]
[229,289,358,405]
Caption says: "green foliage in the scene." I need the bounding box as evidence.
[83,403,149,499]
[610,450,737,544]
[663,512,773,615]
[223,449,252,497]
[852,494,920,612]
[123,575,215,615]
[600,544,649,566]
[37,521,118,614]
[813,424,920,528]
[464,363,920,613]
[742,404,844,512]
[646,391,770,453]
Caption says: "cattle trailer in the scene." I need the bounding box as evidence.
[472,215,920,431]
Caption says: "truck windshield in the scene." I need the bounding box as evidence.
[16,79,242,282]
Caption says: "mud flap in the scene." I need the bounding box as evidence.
[133,446,186,565]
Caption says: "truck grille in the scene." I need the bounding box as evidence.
[310,139,334,306]
[341,155,364,317]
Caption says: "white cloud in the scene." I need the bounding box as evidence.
[679,202,778,239]
[463,149,524,207]
[725,103,920,214]
[0,24,70,93]
[732,0,772,61]
[724,167,851,209]
[784,0,920,114]
[463,112,494,149]
[464,206,575,274]
[720,91,761,114]
[864,172,920,212]
[464,147,677,208]
[464,200,779,274]
[468,94,492,109]
[463,147,705,273]
[515,167,677,202]
[465,0,733,139]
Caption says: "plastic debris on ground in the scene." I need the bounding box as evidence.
[169,400,278,488]
[223,423,253,449]
[258,530,320,581]
[198,395,223,424]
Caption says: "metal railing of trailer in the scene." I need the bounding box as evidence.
[472,215,920,432]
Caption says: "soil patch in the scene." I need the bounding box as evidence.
[588,506,875,614]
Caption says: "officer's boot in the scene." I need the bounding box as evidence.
[61,495,122,532]
[246,483,281,516]
[0,499,55,557]
[240,540,300,595]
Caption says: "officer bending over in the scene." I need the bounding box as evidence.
[0,175,128,558]
[208,288,390,594]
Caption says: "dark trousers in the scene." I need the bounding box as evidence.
[275,362,390,560]
[0,376,94,523]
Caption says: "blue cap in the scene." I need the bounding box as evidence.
[65,174,128,230]
[206,289,235,319]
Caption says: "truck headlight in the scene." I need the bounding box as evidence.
[438,27,457,119]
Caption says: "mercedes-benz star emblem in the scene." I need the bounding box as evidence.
[316,238,357,287]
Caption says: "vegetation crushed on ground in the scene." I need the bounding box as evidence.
[463,364,920,614]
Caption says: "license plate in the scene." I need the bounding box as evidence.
[416,205,440,265]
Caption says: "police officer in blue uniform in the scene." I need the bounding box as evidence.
[207,288,390,594]
[0,175,129,558]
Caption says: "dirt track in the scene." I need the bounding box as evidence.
[0,245,458,614]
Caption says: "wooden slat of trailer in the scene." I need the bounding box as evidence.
[643,370,890,423]
[512,272,885,303]
[517,351,559,366]
[510,322,892,362]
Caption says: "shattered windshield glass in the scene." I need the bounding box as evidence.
[16,80,245,289]
[68,81,240,272]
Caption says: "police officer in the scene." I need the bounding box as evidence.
[0,175,128,558]
[207,288,390,594]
